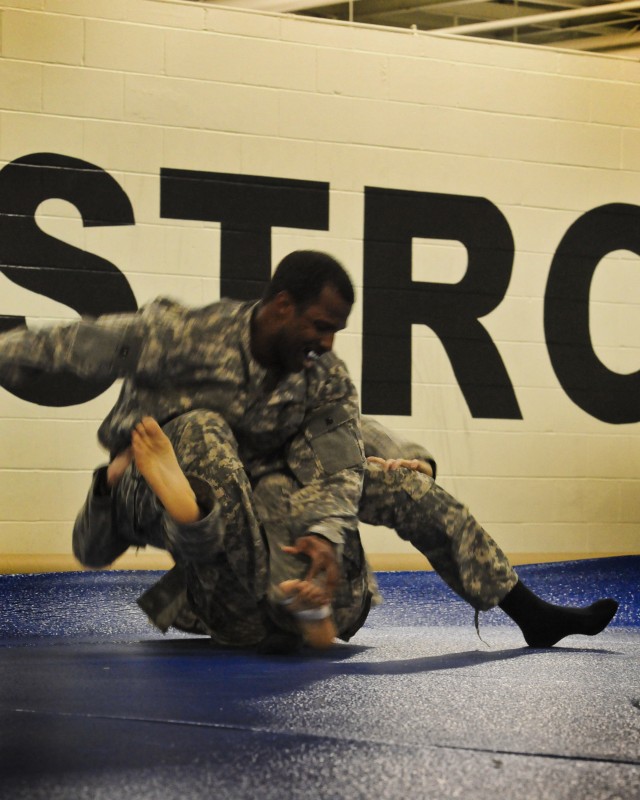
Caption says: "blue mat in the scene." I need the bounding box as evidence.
[1,557,638,799]
[1,556,638,642]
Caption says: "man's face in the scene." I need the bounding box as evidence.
[274,284,352,374]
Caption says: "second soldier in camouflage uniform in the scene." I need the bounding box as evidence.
[358,417,618,647]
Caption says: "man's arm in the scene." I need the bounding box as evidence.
[0,298,200,389]
[284,354,365,598]
[361,416,437,479]
[0,312,145,386]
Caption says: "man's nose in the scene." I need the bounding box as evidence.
[319,333,335,352]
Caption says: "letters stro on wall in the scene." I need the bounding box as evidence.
[0,151,638,426]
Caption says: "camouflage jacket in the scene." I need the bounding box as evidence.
[0,298,365,546]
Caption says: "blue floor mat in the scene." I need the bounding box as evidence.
[1,557,638,799]
[1,555,637,641]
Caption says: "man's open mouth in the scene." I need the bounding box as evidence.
[304,348,320,362]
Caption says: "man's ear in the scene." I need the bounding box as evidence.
[272,290,296,318]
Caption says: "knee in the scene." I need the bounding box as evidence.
[163,410,237,452]
[164,409,230,436]
[163,410,243,479]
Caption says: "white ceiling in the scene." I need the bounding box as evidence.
[202,1,640,57]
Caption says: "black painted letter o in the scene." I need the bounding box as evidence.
[544,203,640,424]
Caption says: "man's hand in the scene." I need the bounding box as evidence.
[366,455,434,477]
[281,535,339,603]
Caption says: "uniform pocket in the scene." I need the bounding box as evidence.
[305,405,364,475]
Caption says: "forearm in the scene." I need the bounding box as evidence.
[288,466,363,552]
[361,416,437,479]
[0,315,143,382]
[284,352,365,548]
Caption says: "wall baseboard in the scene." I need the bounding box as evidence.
[1,551,637,575]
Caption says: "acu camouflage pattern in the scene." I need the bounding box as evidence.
[253,469,370,642]
[4,297,517,639]
[1,297,364,548]
[75,408,369,645]
[359,418,518,611]
[5,297,368,645]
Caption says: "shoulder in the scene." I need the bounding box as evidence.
[311,351,352,382]
[197,298,254,328]
[305,351,358,408]
[140,297,250,328]
[199,298,251,319]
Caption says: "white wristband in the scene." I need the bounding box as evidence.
[293,605,331,622]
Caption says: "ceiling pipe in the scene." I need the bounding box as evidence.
[434,0,640,36]
[558,30,640,51]
[205,0,357,10]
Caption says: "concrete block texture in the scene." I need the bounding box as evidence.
[0,0,637,565]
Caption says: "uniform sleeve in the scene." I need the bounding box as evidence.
[0,313,145,386]
[0,298,189,387]
[285,354,365,549]
[361,416,438,479]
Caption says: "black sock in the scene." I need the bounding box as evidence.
[499,580,618,648]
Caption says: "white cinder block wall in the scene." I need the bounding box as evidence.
[0,0,638,570]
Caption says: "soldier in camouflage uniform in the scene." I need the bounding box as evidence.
[0,251,372,650]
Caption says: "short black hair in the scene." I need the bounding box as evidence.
[263,250,354,308]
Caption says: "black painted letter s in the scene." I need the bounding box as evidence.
[0,153,137,406]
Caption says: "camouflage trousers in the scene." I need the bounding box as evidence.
[73,409,370,647]
[359,463,518,611]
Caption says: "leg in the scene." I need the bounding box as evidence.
[129,411,272,646]
[360,463,517,611]
[72,421,207,569]
[146,411,270,645]
[72,465,132,568]
[360,463,618,646]
[72,445,152,569]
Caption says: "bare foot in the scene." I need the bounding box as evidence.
[107,447,133,487]
[131,417,201,525]
[276,579,337,650]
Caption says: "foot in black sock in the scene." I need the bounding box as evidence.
[499,581,618,648]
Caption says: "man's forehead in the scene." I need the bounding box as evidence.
[308,286,351,322]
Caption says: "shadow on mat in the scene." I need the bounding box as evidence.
[331,645,622,675]
[132,637,621,674]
